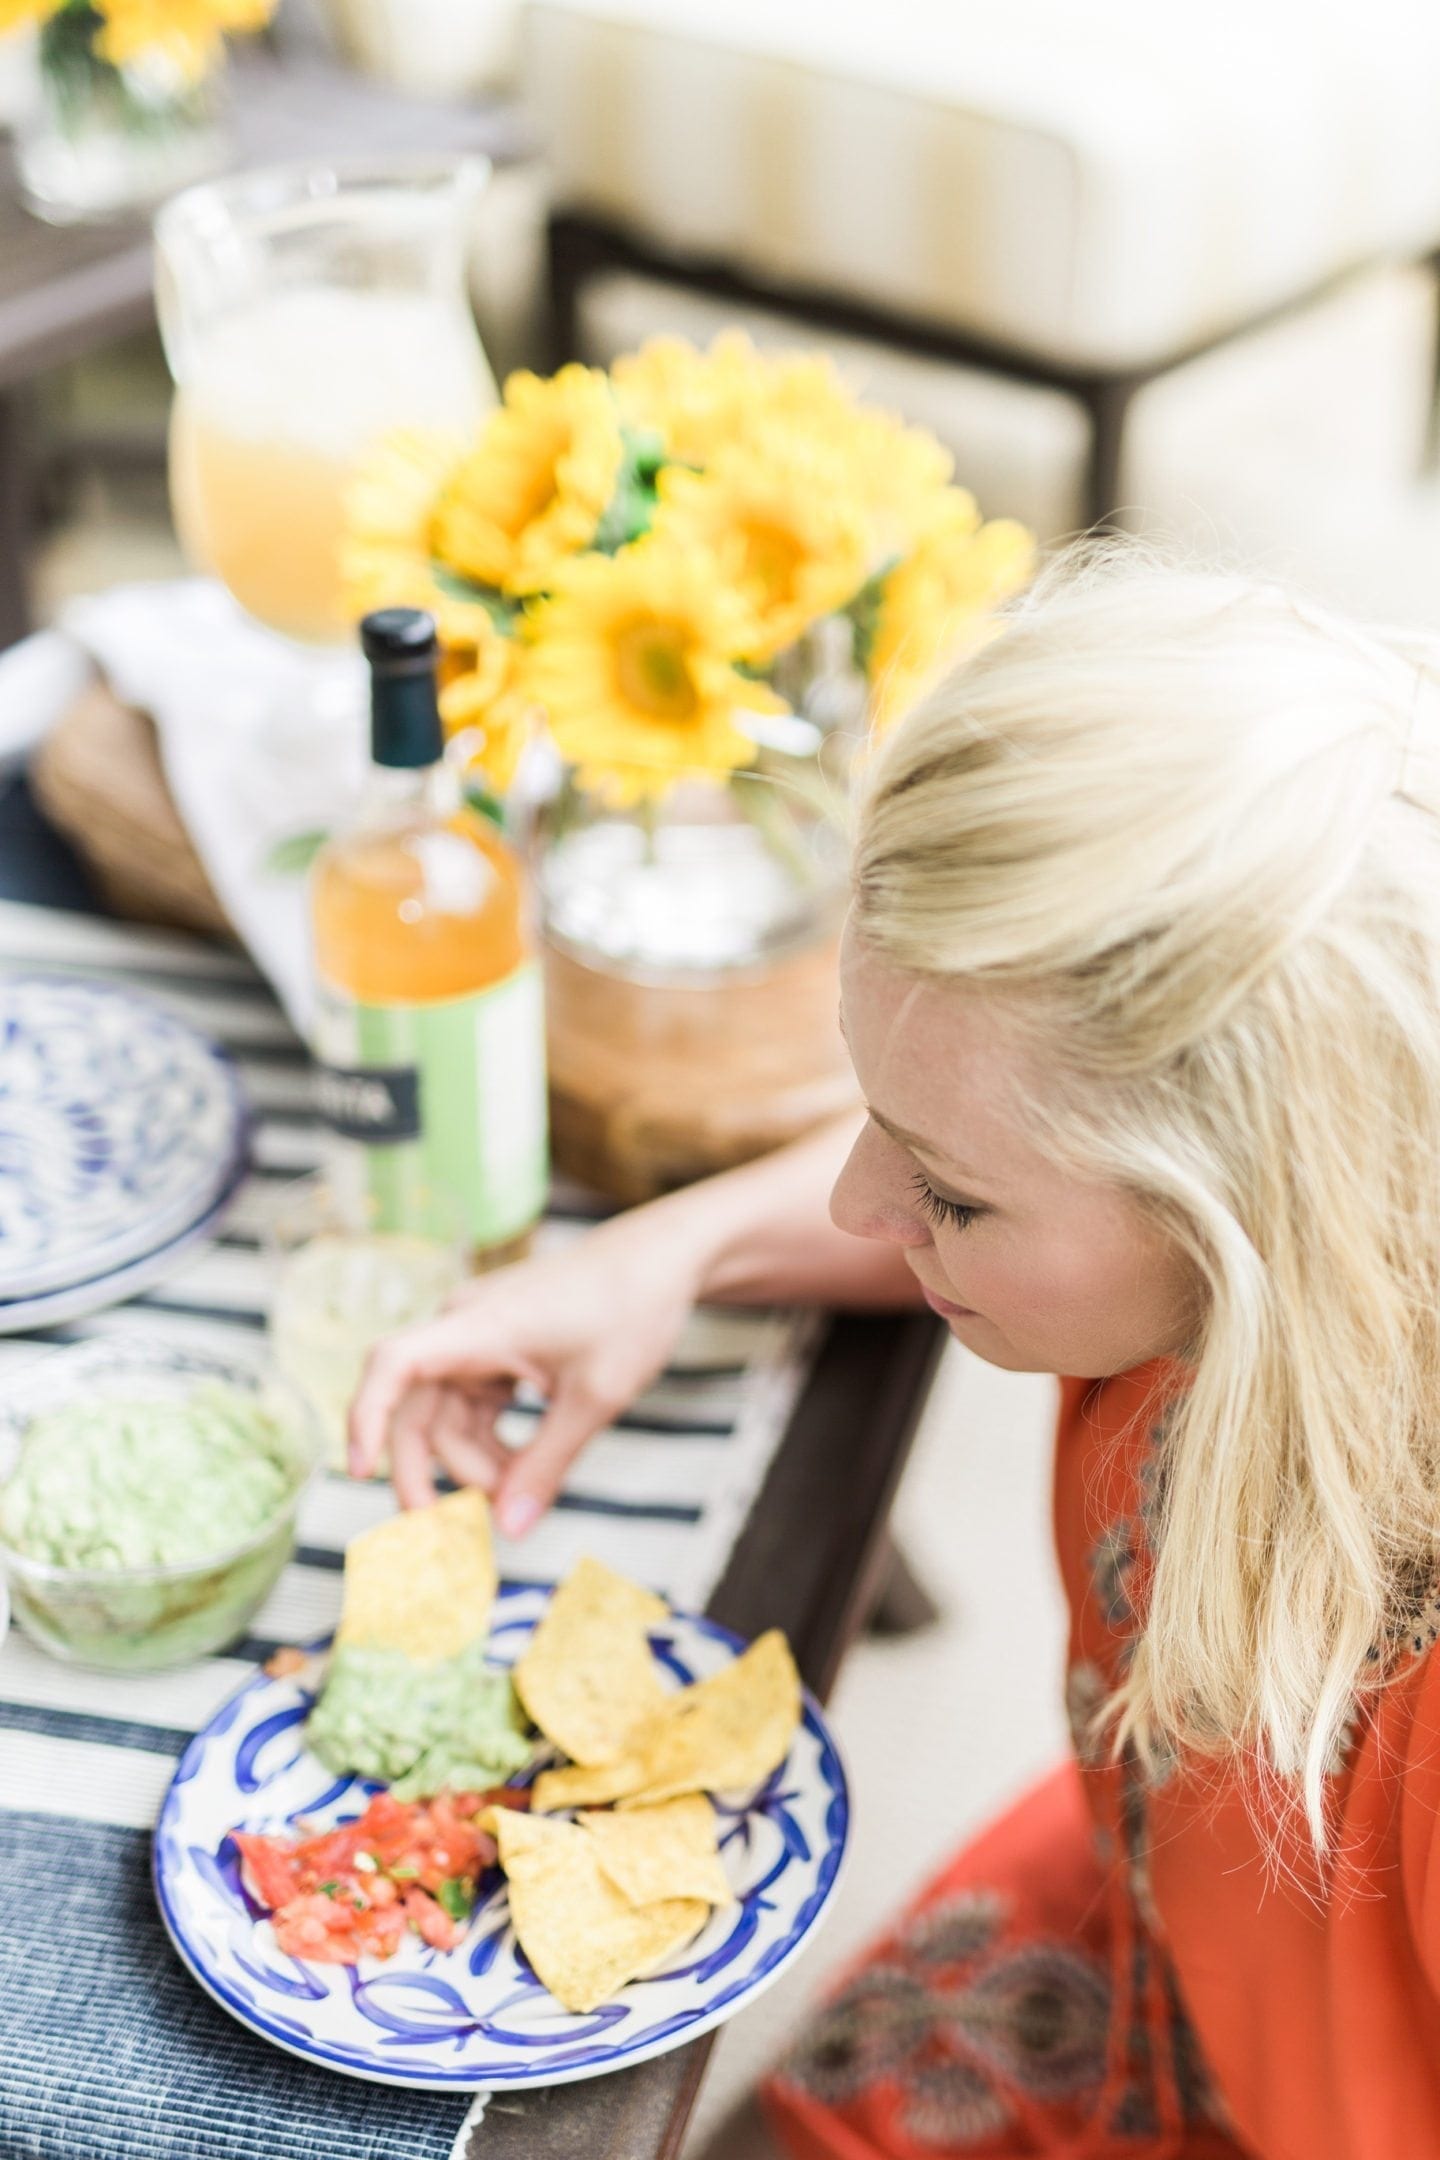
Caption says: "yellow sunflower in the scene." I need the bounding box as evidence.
[0,1,52,31]
[610,332,768,468]
[844,409,956,554]
[733,353,957,557]
[521,539,788,803]
[868,500,1036,732]
[432,364,623,598]
[746,351,876,458]
[438,639,534,795]
[341,427,504,649]
[92,0,274,80]
[613,332,958,558]
[652,440,870,664]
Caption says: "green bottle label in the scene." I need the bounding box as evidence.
[314,962,548,1247]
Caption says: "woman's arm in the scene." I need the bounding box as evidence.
[349,1114,921,1521]
[655,1113,922,1309]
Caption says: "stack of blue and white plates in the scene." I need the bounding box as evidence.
[0,976,250,1333]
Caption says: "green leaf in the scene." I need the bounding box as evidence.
[462,779,508,831]
[592,479,656,555]
[430,565,519,636]
[846,555,903,677]
[437,1877,472,1922]
[263,828,330,877]
[317,1880,341,1898]
[624,425,667,480]
[591,426,666,555]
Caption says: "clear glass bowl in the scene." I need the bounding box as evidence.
[0,1337,321,1671]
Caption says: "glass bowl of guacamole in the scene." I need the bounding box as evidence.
[0,1337,322,1670]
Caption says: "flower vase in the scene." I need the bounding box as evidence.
[16,3,229,225]
[537,768,858,1203]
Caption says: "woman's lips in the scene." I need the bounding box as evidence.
[919,1284,977,1319]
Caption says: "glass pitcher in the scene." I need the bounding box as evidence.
[154,155,496,649]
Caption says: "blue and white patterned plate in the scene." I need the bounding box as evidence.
[155,1585,850,2090]
[0,1155,248,1334]
[0,977,250,1301]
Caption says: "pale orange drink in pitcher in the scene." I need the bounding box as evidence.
[169,287,489,645]
[155,157,494,650]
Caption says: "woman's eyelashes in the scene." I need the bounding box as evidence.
[909,1170,983,1233]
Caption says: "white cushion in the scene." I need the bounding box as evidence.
[575,260,1435,557]
[524,0,1440,369]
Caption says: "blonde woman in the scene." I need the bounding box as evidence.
[350,558,1440,2159]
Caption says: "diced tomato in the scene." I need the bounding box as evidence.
[404,1886,463,1952]
[234,1786,522,1966]
[361,1792,426,1865]
[451,1785,531,1817]
[290,1810,380,1877]
[273,1892,362,1964]
[232,1831,304,1913]
[286,1825,361,1877]
[353,1901,408,1960]
[404,1798,489,1891]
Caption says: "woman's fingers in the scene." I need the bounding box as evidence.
[431,1388,508,1495]
[349,1332,423,1479]
[347,1311,526,1480]
[388,1382,443,1510]
[346,1294,639,1532]
[493,1373,617,1538]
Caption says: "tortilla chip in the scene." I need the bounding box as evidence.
[479,1804,568,1857]
[531,1754,650,1813]
[578,1794,732,1910]
[513,1557,670,1766]
[482,1804,707,2012]
[617,1630,802,1807]
[335,1488,495,1662]
[531,1628,802,1813]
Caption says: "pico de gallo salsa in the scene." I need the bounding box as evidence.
[232,1786,530,1965]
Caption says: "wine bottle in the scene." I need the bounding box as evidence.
[310,607,547,1262]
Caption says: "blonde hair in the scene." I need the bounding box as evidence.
[854,549,1440,1844]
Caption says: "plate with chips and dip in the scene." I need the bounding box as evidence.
[153,1491,850,2088]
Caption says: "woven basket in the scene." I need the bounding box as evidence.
[30,682,233,940]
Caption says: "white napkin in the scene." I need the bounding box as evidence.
[57,578,368,1031]
[0,630,92,783]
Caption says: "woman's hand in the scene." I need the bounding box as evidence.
[347,1204,711,1530]
[348,1115,915,1533]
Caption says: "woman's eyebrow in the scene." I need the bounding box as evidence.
[839,1006,998,1196]
[867,1107,994,1196]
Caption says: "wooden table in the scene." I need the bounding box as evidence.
[0,49,531,649]
[0,776,947,2160]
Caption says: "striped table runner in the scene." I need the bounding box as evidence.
[0,899,819,2160]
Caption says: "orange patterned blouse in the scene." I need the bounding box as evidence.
[765,1358,1440,2159]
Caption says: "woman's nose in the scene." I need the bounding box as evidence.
[829,1121,930,1249]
